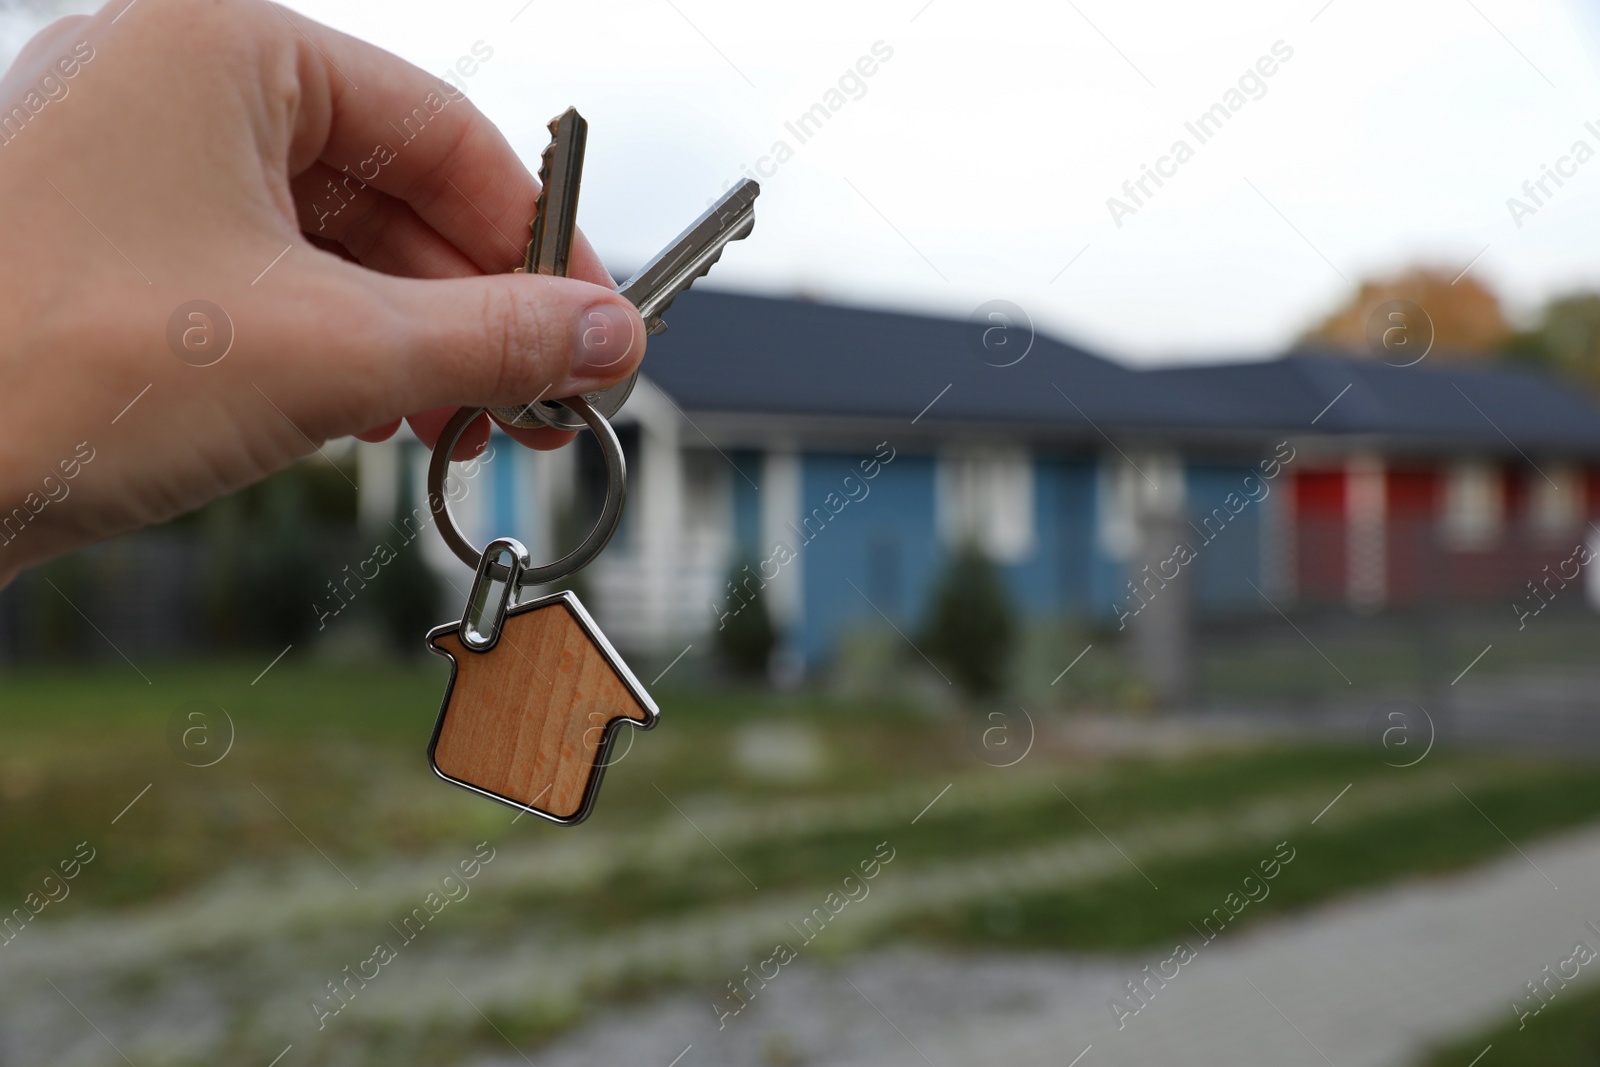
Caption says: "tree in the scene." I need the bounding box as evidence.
[1503,292,1600,390]
[921,543,1016,700]
[368,530,441,656]
[1303,266,1509,357]
[238,475,322,648]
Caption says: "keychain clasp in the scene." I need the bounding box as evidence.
[460,537,530,651]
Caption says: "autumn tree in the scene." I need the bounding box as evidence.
[1303,266,1509,358]
[1503,292,1600,390]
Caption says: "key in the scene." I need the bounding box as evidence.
[618,176,761,336]
[490,107,588,427]
[524,107,586,277]
[492,177,761,432]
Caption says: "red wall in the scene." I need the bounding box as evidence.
[1287,461,1600,607]
[1292,469,1346,604]
[1385,467,1441,604]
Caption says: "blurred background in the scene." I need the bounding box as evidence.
[7,0,1600,1064]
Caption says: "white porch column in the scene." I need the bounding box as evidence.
[1347,453,1386,610]
[637,414,683,654]
[762,448,804,683]
[1260,463,1295,601]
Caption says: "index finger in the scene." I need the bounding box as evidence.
[276,5,613,287]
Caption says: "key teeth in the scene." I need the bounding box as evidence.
[648,211,754,324]
[648,253,724,324]
[536,116,563,190]
[527,109,574,273]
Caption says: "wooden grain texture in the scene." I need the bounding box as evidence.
[428,599,651,819]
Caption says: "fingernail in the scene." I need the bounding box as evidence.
[571,302,637,378]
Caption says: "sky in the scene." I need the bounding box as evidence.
[6,0,1600,365]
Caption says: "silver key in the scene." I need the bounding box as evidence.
[524,107,586,277]
[489,108,587,429]
[619,177,760,336]
[493,178,761,432]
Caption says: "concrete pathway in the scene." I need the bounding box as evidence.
[518,822,1600,1067]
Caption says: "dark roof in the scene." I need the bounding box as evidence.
[1148,350,1600,453]
[641,291,1600,454]
[641,290,1199,431]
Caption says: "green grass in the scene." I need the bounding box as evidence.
[1419,983,1600,1066]
[0,659,952,911]
[12,660,1600,1066]
[6,659,1600,965]
[888,765,1600,951]
[1197,608,1600,706]
[0,659,463,908]
[504,747,1435,929]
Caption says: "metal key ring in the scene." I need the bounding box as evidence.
[427,396,626,587]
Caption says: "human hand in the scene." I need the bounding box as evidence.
[0,0,645,585]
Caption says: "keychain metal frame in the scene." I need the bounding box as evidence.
[424,588,660,826]
[426,396,626,588]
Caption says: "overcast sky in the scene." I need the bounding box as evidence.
[7,0,1600,365]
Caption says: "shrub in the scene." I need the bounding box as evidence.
[714,557,778,679]
[922,543,1016,700]
[368,533,442,656]
[238,476,322,649]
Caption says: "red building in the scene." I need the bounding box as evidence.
[1152,352,1600,614]
[1285,457,1595,609]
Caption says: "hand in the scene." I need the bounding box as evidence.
[0,0,646,585]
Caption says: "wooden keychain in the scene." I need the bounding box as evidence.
[423,398,656,825]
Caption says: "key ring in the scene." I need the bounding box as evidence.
[426,396,626,587]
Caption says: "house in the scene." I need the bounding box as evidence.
[361,291,1600,676]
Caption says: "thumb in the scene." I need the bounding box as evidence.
[366,269,647,416]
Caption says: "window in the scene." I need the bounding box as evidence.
[937,447,1035,563]
[1530,463,1578,540]
[1095,451,1183,561]
[1442,461,1501,549]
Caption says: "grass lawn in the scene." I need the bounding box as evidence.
[1419,985,1600,1066]
[3,659,1599,946]
[1196,608,1600,706]
[6,658,1600,1063]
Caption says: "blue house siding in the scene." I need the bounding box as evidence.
[798,451,938,667]
[491,434,516,538]
[794,452,1106,665]
[1184,464,1264,610]
[1020,458,1097,618]
[709,446,1265,664]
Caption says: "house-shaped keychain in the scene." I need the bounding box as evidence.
[425,551,658,825]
